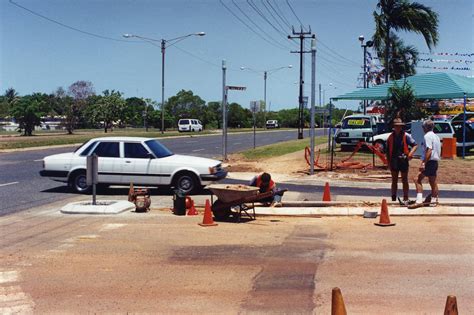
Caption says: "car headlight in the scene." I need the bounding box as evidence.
[362,132,373,137]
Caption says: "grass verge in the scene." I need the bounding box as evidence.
[240,136,327,160]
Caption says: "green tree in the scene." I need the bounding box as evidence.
[66,81,95,134]
[227,102,252,128]
[372,0,439,81]
[89,90,126,133]
[1,88,19,118]
[204,101,221,129]
[165,90,206,129]
[124,97,147,127]
[386,81,424,124]
[10,93,47,136]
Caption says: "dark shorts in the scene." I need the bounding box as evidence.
[390,157,409,172]
[423,160,438,177]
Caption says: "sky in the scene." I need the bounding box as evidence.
[1,0,473,111]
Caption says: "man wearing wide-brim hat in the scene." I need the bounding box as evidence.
[386,118,418,205]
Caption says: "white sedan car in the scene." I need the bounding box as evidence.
[40,137,227,194]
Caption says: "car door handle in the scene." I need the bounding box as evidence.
[125,161,132,163]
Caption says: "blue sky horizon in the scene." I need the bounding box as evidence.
[1,0,473,111]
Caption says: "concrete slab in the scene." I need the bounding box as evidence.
[61,200,135,215]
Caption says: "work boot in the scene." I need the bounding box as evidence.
[270,201,282,208]
[391,195,397,202]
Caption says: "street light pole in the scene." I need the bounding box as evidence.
[122,32,205,134]
[264,71,267,126]
[359,35,373,115]
[161,39,166,134]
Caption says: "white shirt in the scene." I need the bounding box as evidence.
[421,131,441,161]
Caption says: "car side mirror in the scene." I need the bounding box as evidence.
[147,153,155,159]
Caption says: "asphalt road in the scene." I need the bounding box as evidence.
[0,129,322,216]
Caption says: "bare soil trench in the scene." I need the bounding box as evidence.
[228,146,474,185]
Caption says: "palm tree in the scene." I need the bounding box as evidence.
[373,0,439,82]
[389,35,419,79]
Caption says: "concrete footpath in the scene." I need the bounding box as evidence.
[59,177,474,216]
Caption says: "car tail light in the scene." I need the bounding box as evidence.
[209,166,216,174]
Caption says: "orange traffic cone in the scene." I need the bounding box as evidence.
[323,182,331,201]
[199,199,218,227]
[331,287,347,315]
[374,199,396,226]
[187,200,198,216]
[444,295,458,315]
[128,182,134,202]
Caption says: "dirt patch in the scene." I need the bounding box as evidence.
[228,146,474,185]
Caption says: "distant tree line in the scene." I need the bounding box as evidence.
[0,81,351,136]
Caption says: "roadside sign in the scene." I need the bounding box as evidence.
[226,86,246,91]
[250,101,260,113]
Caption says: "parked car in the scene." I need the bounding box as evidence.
[334,114,380,148]
[266,120,280,129]
[39,137,227,194]
[451,112,474,149]
[178,119,203,132]
[372,120,456,152]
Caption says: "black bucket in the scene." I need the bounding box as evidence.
[173,189,186,215]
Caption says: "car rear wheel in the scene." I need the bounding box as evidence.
[173,172,199,194]
[70,171,91,194]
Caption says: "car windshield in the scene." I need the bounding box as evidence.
[145,140,174,158]
[179,119,189,125]
[342,117,371,129]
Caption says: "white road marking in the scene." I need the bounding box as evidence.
[0,182,19,188]
[185,141,197,144]
[0,271,18,284]
[33,159,43,162]
[100,223,126,231]
[233,142,241,145]
[192,149,204,152]
[0,271,35,313]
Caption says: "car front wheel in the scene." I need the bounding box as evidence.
[70,171,91,194]
[173,172,199,194]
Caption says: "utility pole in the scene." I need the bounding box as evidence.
[222,60,227,161]
[289,26,315,139]
[310,38,316,175]
[264,71,267,128]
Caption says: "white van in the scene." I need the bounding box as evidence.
[178,119,203,132]
[335,114,379,148]
[266,120,279,128]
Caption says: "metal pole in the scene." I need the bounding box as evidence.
[161,39,165,134]
[298,33,304,139]
[264,71,267,129]
[463,93,467,159]
[329,99,334,171]
[328,98,332,153]
[310,38,316,175]
[363,44,367,115]
[222,60,227,160]
[253,112,256,149]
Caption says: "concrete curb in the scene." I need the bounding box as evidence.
[253,205,474,216]
[61,200,135,214]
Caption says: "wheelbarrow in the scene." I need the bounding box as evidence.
[206,184,283,222]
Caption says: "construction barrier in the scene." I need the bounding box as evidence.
[441,138,457,159]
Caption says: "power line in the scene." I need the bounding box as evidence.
[231,0,291,49]
[259,0,288,34]
[316,39,360,66]
[9,0,138,43]
[285,0,306,31]
[267,0,292,29]
[246,0,290,40]
[220,0,288,50]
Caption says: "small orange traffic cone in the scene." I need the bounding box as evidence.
[331,287,347,315]
[128,182,134,202]
[187,200,198,216]
[444,295,458,315]
[323,182,331,201]
[374,199,396,226]
[199,199,218,227]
